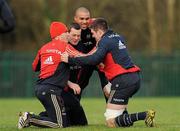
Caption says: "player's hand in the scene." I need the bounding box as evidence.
[67,81,81,95]
[103,82,111,98]
[72,84,81,95]
[61,52,69,63]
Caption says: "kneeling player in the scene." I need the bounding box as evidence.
[18,22,87,129]
[104,72,155,127]
[61,18,156,128]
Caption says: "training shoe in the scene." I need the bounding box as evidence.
[145,109,156,127]
[18,112,30,129]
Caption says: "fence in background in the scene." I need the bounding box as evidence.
[0,52,180,97]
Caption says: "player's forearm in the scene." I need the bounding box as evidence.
[68,56,99,66]
[68,49,104,66]
[66,44,96,57]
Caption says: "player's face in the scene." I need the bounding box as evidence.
[91,29,102,43]
[74,12,90,30]
[68,28,81,46]
[55,32,69,42]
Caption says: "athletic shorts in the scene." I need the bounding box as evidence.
[108,72,141,105]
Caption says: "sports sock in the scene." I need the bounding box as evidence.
[115,113,133,127]
[115,111,146,127]
[130,112,146,121]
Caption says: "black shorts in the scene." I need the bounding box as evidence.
[108,72,141,105]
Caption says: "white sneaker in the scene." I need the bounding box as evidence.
[18,112,30,129]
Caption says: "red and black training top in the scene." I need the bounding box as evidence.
[32,39,81,88]
[68,30,140,81]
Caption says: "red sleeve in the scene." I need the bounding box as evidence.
[66,44,97,57]
[32,50,41,72]
[65,44,83,57]
[89,18,96,26]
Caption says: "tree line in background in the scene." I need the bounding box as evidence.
[0,0,179,55]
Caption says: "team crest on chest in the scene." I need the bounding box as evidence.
[86,34,91,39]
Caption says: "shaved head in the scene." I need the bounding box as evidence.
[75,7,90,17]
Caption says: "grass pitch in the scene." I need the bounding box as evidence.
[0,97,180,131]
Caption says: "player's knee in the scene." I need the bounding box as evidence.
[104,109,124,120]
[104,109,133,128]
[104,109,124,128]
[70,106,88,126]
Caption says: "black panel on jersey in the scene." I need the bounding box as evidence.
[75,28,96,53]
[37,63,70,89]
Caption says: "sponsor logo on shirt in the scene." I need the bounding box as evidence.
[44,56,54,64]
[108,34,120,38]
[46,49,63,55]
[113,98,125,102]
[118,40,126,49]
[83,41,93,46]
[70,65,82,70]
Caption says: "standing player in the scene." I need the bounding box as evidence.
[71,7,109,101]
[61,18,156,128]
[18,22,87,129]
[0,0,15,33]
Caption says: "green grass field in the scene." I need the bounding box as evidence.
[0,97,180,131]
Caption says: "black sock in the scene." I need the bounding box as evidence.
[123,108,128,114]
[115,111,147,127]
[130,112,146,122]
[115,113,133,127]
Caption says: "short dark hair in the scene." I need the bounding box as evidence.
[89,18,108,32]
[68,22,81,32]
